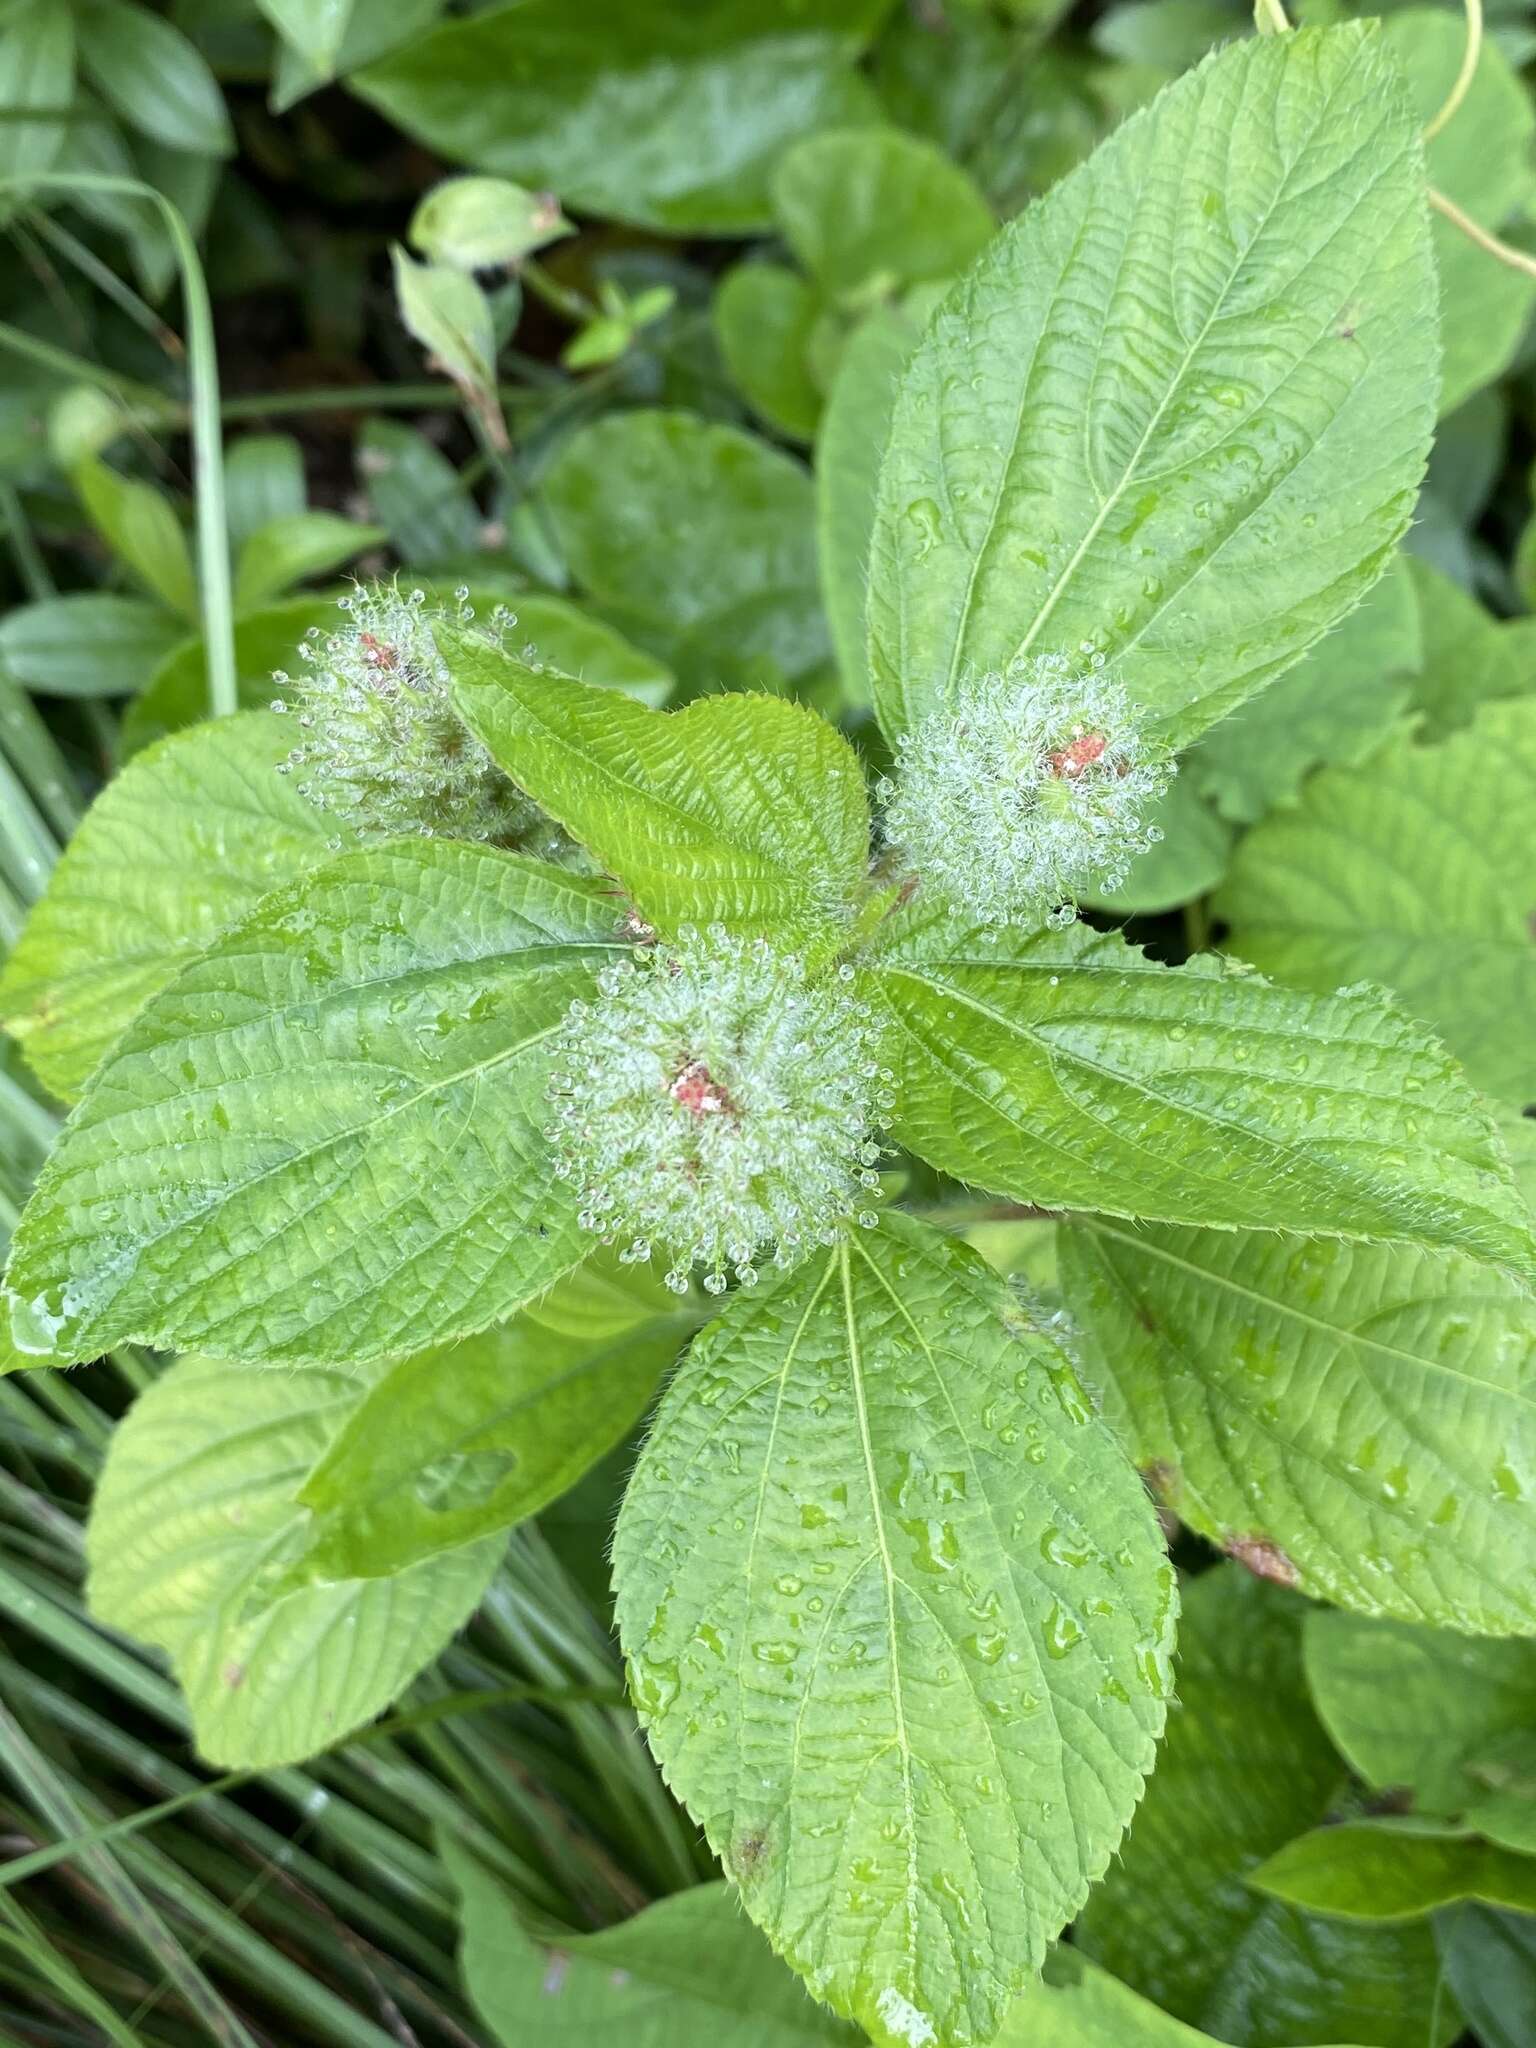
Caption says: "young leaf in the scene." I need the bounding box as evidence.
[1059,1219,1536,1635]
[863,911,1535,1277]
[290,1291,686,1580]
[74,460,198,620]
[613,1210,1176,2048]
[0,712,333,1102]
[3,843,623,1366]
[449,635,869,943]
[443,1856,856,2047]
[86,1350,501,1768]
[771,128,994,299]
[1075,1566,1453,2048]
[1303,1613,1536,1813]
[1250,1821,1536,1923]
[542,409,828,694]
[866,25,1438,749]
[351,0,890,235]
[1218,698,1536,1103]
[409,174,572,270]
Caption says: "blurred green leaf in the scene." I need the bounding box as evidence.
[0,0,75,189]
[1437,1907,1536,2048]
[772,127,994,298]
[256,0,357,82]
[73,459,198,620]
[1252,1821,1536,1922]
[714,263,823,441]
[0,593,183,699]
[75,0,233,157]
[123,595,338,756]
[500,593,674,706]
[357,417,483,567]
[1402,555,1535,737]
[410,173,571,269]
[233,509,384,609]
[223,434,307,557]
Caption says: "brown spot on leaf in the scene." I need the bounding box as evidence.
[1225,1535,1299,1587]
[734,1830,768,1877]
[221,1662,246,1690]
[1133,1302,1158,1334]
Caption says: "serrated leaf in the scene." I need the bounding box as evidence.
[542,409,827,695]
[867,26,1438,749]
[613,1210,1176,2048]
[291,1281,686,1580]
[1251,1820,1536,1922]
[1190,560,1420,825]
[1303,1612,1536,1812]
[443,1857,856,2047]
[350,0,889,236]
[233,509,384,610]
[0,712,333,1102]
[1075,1565,1453,2048]
[1216,698,1536,1102]
[817,305,921,709]
[86,1349,500,1767]
[772,128,994,298]
[3,843,623,1367]
[450,634,869,944]
[1059,1218,1536,1634]
[715,263,824,442]
[862,909,1534,1275]
[1379,8,1536,414]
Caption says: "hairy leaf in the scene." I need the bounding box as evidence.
[614,1210,1176,2048]
[1059,1219,1536,1634]
[0,713,334,1101]
[863,910,1534,1275]
[1217,698,1536,1102]
[3,843,623,1366]
[867,26,1438,748]
[87,1350,501,1767]
[450,635,869,945]
[1075,1566,1452,2048]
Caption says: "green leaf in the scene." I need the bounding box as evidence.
[1437,1908,1536,2048]
[816,305,920,708]
[268,0,440,110]
[0,712,333,1103]
[350,0,890,236]
[409,174,571,270]
[0,0,75,189]
[1216,698,1536,1103]
[1401,555,1533,739]
[233,509,384,610]
[1379,8,1536,414]
[502,594,674,709]
[391,245,498,403]
[291,1276,686,1580]
[74,460,198,620]
[1075,1565,1453,2048]
[1058,1218,1536,1634]
[862,911,1534,1275]
[122,595,339,756]
[0,594,184,699]
[443,1857,856,2046]
[223,433,307,557]
[3,843,623,1367]
[772,128,994,299]
[613,1210,1176,2048]
[256,0,357,83]
[74,0,232,157]
[1304,1612,1536,1813]
[1190,560,1420,825]
[1002,1949,1371,2048]
[357,417,482,567]
[1082,775,1232,916]
[1251,1821,1536,1923]
[715,263,823,442]
[86,1349,500,1767]
[542,409,827,694]
[866,25,1438,749]
[449,634,869,945]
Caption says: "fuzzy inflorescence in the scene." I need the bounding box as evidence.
[546,926,892,1294]
[879,653,1174,928]
[273,582,535,843]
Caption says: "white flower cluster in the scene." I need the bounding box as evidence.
[546,925,891,1295]
[273,581,534,843]
[879,652,1173,928]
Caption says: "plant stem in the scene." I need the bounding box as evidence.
[1424,0,1483,143]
